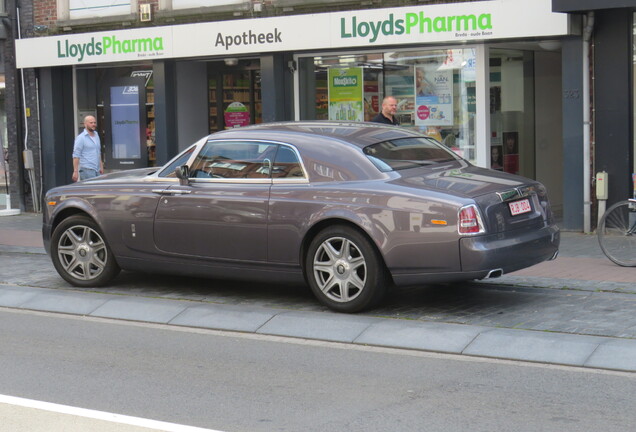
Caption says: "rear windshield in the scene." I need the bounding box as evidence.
[363,137,461,171]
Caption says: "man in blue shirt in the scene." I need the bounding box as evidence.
[72,115,103,182]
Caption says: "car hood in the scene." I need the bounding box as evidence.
[80,168,160,183]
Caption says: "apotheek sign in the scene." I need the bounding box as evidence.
[16,0,568,69]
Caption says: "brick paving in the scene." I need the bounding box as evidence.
[1,213,635,342]
[511,256,635,283]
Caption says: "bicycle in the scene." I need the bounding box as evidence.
[597,198,636,266]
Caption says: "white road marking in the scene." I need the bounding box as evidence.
[0,394,226,432]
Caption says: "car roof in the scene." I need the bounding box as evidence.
[207,121,423,148]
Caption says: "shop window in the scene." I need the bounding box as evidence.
[172,0,249,10]
[304,49,477,164]
[62,0,135,20]
[489,49,535,178]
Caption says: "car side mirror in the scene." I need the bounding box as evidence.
[175,165,190,186]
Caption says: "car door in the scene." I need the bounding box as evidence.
[153,140,275,262]
[121,145,196,255]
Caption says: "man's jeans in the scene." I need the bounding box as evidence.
[79,168,99,180]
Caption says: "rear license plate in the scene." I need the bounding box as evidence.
[509,198,532,216]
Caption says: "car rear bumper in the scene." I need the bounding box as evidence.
[459,224,560,274]
[390,223,560,286]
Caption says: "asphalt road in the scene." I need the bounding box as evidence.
[2,308,635,432]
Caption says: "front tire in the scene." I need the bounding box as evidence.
[305,225,388,313]
[50,215,120,287]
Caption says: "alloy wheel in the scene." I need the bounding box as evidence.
[312,236,367,303]
[57,224,108,281]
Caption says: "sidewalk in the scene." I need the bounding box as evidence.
[1,212,635,372]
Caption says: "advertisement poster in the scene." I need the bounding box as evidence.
[414,65,453,126]
[490,145,503,171]
[111,85,141,159]
[503,131,519,174]
[224,101,250,128]
[328,67,364,122]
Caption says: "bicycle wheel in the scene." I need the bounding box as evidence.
[598,200,636,266]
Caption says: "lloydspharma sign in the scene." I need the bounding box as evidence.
[57,35,165,62]
[16,27,173,68]
[339,11,494,43]
[16,0,568,69]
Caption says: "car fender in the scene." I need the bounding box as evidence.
[48,197,102,231]
[43,197,105,254]
[303,205,391,256]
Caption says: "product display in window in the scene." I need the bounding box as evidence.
[310,49,477,164]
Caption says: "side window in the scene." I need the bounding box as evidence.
[158,145,195,178]
[190,141,277,179]
[272,146,305,178]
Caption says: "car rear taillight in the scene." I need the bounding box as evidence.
[458,204,485,235]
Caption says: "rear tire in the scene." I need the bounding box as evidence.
[305,225,388,313]
[51,215,121,286]
[597,200,636,267]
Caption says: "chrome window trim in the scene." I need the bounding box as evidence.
[190,177,273,185]
[272,177,310,184]
[142,176,180,183]
[188,177,309,185]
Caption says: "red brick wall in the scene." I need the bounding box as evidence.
[34,0,57,27]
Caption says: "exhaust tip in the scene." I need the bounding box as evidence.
[486,268,504,279]
[549,250,559,261]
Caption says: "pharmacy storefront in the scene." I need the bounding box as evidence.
[15,0,572,217]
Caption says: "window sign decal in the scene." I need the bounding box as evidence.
[328,67,364,122]
[224,102,250,128]
[415,65,453,127]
